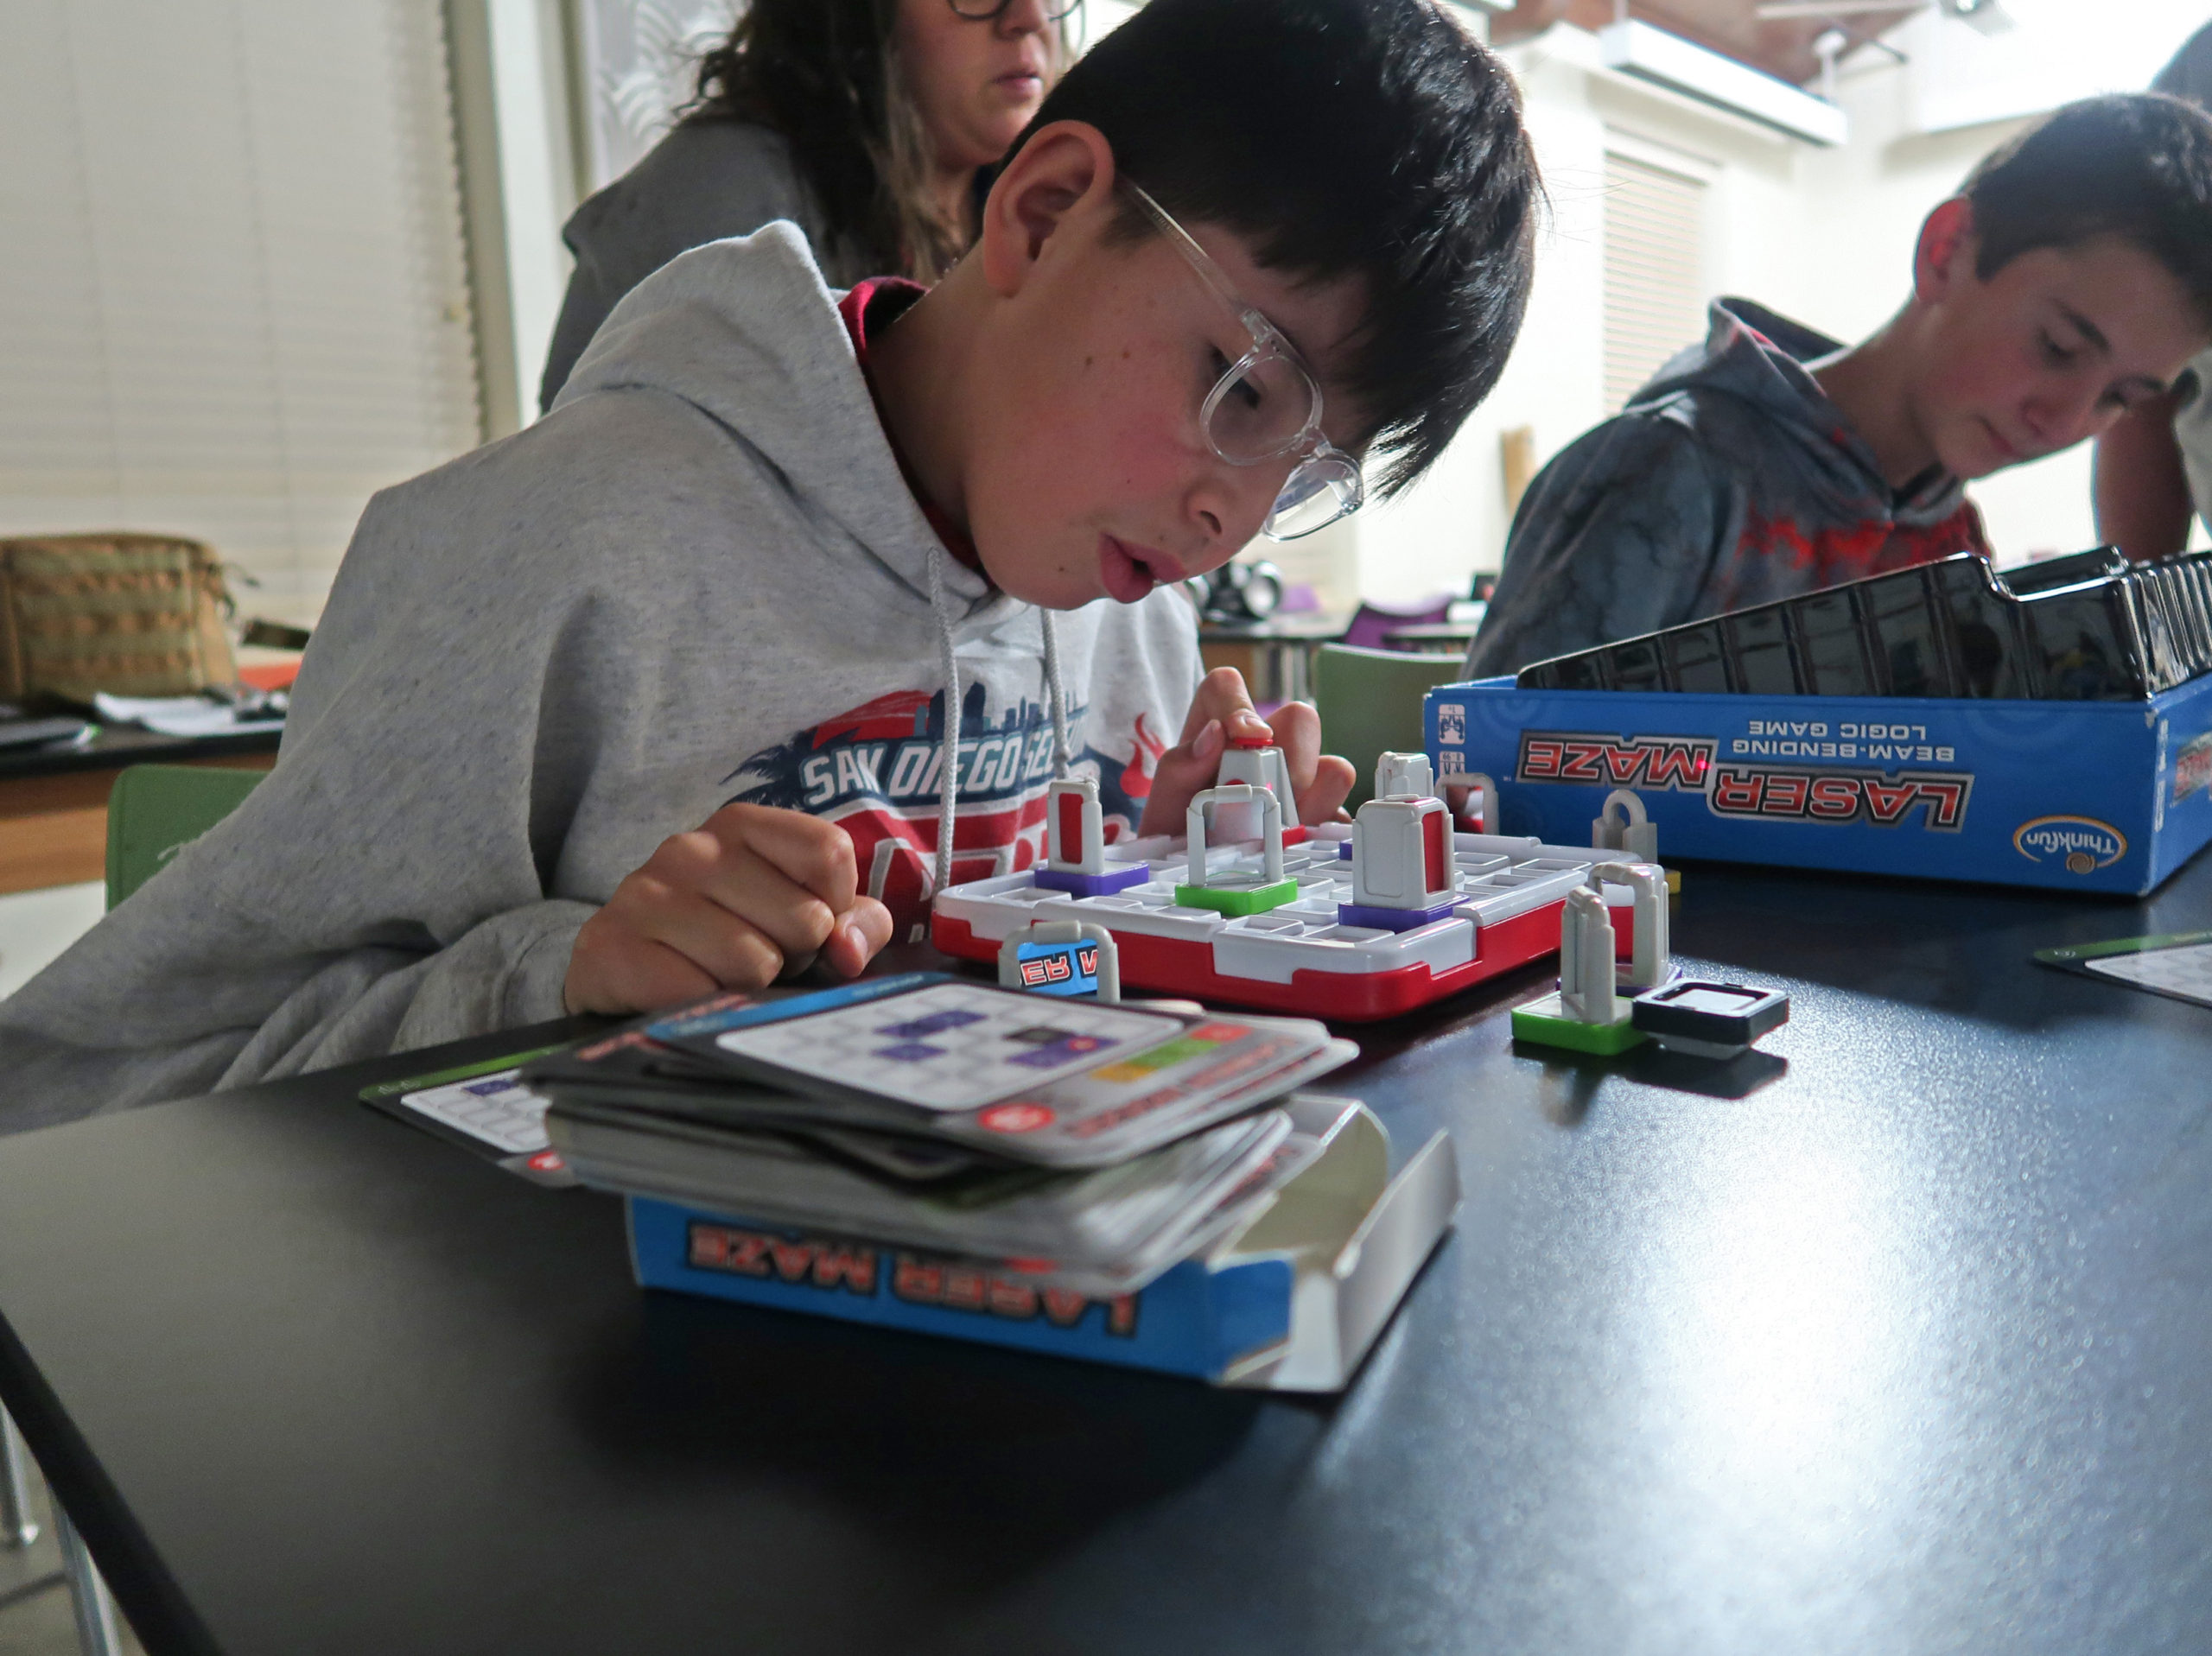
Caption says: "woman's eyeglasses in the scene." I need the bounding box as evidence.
[948,0,1084,20]
[1122,182,1365,541]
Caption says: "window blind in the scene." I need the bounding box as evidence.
[0,0,482,625]
[1602,149,1708,416]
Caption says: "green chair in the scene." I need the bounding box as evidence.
[16,763,270,1653]
[1312,644,1470,810]
[105,764,265,910]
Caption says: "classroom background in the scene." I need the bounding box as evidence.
[7,7,2212,1650]
[2,0,2208,998]
[10,0,2209,623]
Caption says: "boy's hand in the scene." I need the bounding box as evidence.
[565,805,894,1016]
[1139,667,1356,836]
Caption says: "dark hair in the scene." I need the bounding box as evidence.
[1965,92,2212,326]
[1019,0,1539,495]
[687,0,1071,283]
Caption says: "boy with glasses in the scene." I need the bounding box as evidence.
[0,0,1539,1124]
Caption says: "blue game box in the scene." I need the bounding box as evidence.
[1424,674,2212,897]
[623,1096,1460,1392]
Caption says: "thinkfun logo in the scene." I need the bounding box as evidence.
[2012,815,2126,874]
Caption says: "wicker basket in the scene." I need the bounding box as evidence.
[0,533,239,706]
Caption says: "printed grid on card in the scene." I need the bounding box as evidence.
[2082,942,2212,1006]
[710,981,1185,1111]
[400,1069,552,1154]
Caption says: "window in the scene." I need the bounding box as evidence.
[1602,145,1710,415]
[0,1,482,625]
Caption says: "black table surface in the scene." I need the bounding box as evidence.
[0,722,281,783]
[5,855,2212,1654]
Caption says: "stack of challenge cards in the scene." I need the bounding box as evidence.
[522,972,1357,1295]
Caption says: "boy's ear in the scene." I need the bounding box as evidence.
[977,120,1119,300]
[1913,196,1978,306]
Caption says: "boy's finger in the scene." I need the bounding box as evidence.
[1154,718,1224,796]
[1138,719,1224,835]
[648,825,839,960]
[820,895,895,978]
[565,927,719,1017]
[1300,754,1357,824]
[641,889,791,991]
[1179,666,1259,740]
[1262,701,1354,823]
[709,803,862,910]
[709,852,842,961]
[1265,701,1324,794]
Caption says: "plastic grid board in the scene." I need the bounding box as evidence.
[932,829,1634,1019]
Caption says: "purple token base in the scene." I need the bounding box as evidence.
[1337,898,1460,933]
[1034,864,1151,897]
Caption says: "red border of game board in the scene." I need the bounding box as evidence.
[931,903,1575,1021]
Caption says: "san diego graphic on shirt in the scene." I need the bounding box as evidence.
[726,683,1165,935]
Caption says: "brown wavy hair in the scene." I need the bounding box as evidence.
[684,0,1069,283]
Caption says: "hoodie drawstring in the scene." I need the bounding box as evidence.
[926,548,963,904]
[924,549,1074,909]
[1040,610,1071,781]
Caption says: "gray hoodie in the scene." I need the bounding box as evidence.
[0,224,1199,1133]
[1467,296,1990,676]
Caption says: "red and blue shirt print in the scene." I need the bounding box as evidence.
[724,682,1166,936]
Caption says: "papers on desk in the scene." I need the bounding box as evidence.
[93,690,287,738]
[0,714,94,752]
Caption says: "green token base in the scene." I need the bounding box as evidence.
[1173,878,1299,917]
[1511,990,1647,1056]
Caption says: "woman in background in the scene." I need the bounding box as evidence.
[539,0,1077,411]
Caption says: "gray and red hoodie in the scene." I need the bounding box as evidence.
[0,225,1198,1132]
[1468,296,1989,676]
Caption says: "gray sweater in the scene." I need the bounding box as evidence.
[0,225,1200,1133]
[540,121,867,413]
[1468,297,1987,676]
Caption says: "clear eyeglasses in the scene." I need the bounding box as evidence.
[1122,181,1366,541]
[948,0,1084,19]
